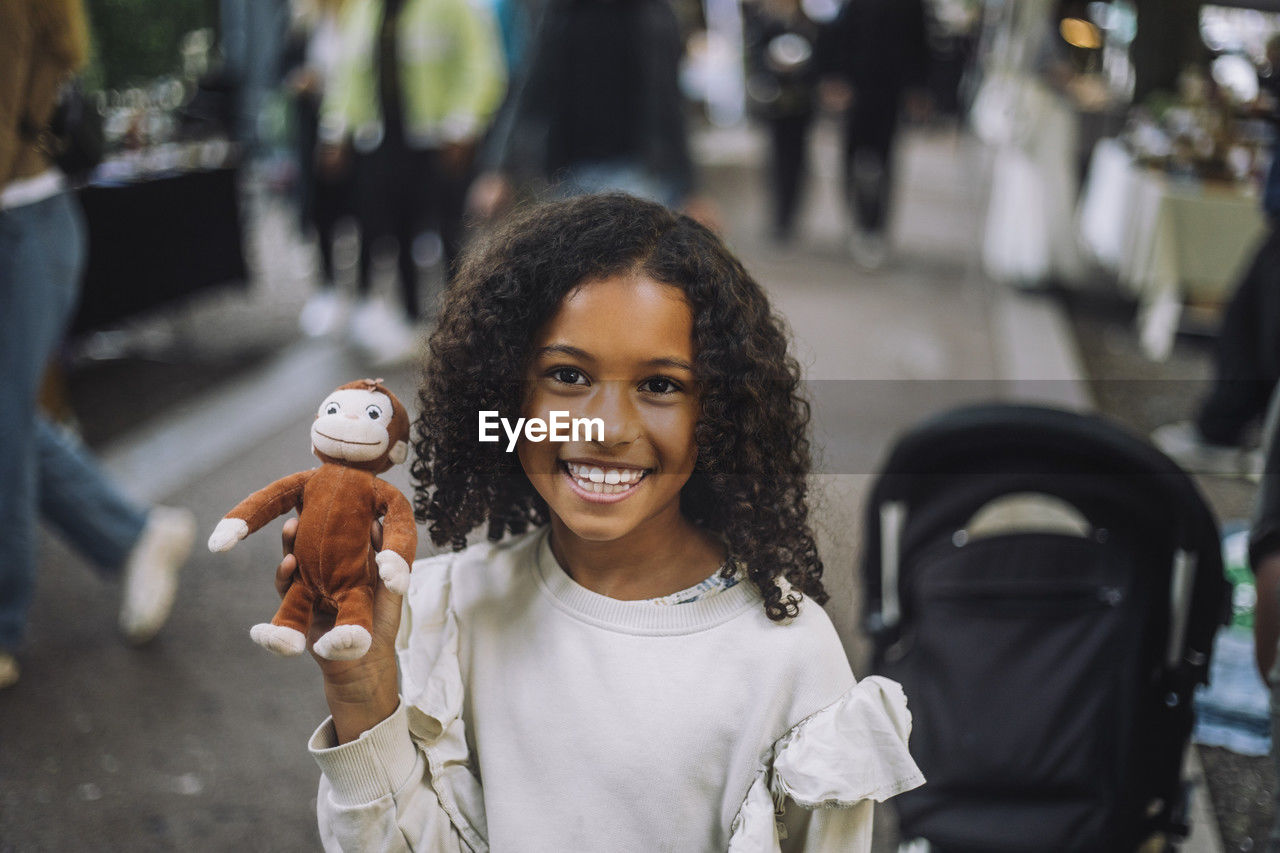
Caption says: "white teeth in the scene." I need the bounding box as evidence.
[565,462,646,491]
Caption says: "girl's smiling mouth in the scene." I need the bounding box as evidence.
[559,460,650,503]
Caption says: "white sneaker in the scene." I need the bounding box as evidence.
[118,506,196,645]
[299,289,350,338]
[850,228,888,271]
[1151,421,1249,478]
[0,651,18,689]
[349,297,420,366]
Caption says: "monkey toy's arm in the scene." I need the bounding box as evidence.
[371,478,418,594]
[208,470,315,552]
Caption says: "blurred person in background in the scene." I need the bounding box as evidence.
[1244,368,1280,851]
[968,0,1086,290]
[282,0,356,339]
[1154,35,1280,476]
[466,0,717,229]
[818,0,931,270]
[743,0,823,246]
[318,0,506,364]
[481,0,542,80]
[0,0,196,689]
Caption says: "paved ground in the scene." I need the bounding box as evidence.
[0,121,1225,851]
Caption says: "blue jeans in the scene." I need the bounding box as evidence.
[0,191,148,651]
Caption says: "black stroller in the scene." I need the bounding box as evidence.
[860,403,1229,852]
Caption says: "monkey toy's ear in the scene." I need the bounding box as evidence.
[389,440,408,466]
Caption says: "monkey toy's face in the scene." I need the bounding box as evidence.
[311,388,404,464]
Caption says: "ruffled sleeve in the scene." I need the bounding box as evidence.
[771,675,925,808]
[398,554,464,740]
[727,771,781,853]
[394,552,488,848]
[729,676,924,851]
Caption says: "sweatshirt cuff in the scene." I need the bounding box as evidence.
[309,700,418,805]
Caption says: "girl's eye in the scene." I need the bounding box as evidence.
[640,376,682,395]
[550,367,588,386]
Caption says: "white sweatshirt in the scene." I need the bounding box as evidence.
[309,527,923,851]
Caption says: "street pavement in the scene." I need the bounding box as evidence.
[0,122,1221,851]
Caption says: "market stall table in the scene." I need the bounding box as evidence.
[1077,138,1267,360]
[71,166,248,335]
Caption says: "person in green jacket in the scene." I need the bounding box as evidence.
[318,0,505,365]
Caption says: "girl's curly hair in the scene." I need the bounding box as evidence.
[411,193,826,620]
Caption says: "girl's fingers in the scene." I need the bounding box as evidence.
[275,553,298,599]
[368,521,392,632]
[372,574,403,639]
[275,517,301,598]
[277,517,301,599]
[282,516,299,557]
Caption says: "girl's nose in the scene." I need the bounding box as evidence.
[589,384,641,447]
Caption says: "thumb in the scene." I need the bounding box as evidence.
[371,571,405,643]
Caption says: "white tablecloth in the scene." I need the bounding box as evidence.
[1077,138,1268,359]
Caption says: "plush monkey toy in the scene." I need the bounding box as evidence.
[208,379,417,661]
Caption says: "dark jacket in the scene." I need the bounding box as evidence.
[743,2,823,121]
[818,0,930,104]
[483,0,693,200]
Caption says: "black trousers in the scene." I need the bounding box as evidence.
[293,96,354,286]
[766,112,814,240]
[842,94,901,235]
[1196,225,1280,444]
[354,136,465,320]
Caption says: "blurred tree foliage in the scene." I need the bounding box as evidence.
[84,0,219,89]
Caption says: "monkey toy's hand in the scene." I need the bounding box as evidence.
[208,518,250,552]
[375,550,411,595]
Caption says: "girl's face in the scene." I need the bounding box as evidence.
[518,272,700,547]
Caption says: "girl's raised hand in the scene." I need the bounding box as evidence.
[278,517,402,744]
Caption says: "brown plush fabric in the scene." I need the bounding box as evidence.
[220,381,417,640]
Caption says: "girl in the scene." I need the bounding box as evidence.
[289,193,923,850]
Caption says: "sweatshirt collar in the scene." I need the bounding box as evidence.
[530,528,761,635]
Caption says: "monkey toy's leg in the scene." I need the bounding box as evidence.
[313,586,374,661]
[249,582,315,657]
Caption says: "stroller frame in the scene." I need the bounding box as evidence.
[860,403,1229,852]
